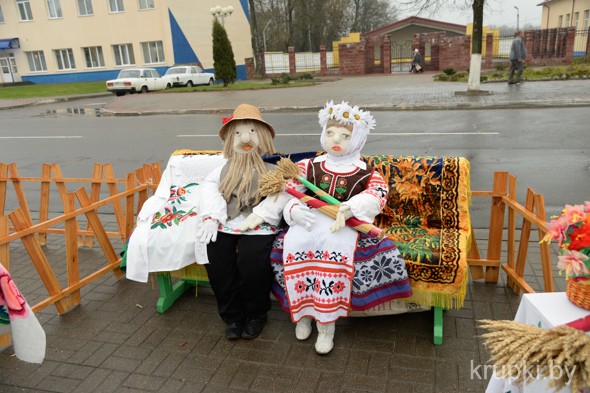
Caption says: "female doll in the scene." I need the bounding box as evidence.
[273,101,412,354]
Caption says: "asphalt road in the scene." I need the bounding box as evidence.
[1,97,589,227]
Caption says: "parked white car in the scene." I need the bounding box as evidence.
[106,68,170,96]
[163,65,215,87]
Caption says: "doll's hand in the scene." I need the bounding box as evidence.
[330,205,353,233]
[290,205,315,231]
[239,213,264,232]
[197,218,219,244]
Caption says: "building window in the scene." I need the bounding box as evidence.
[0,5,4,23]
[113,44,135,66]
[141,41,164,64]
[138,0,154,10]
[16,0,34,21]
[46,0,63,18]
[83,46,104,68]
[558,15,563,27]
[109,0,124,13]
[574,12,579,29]
[77,0,93,16]
[54,49,76,70]
[566,13,570,27]
[584,10,589,30]
[26,51,47,72]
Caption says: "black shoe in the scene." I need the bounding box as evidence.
[226,322,244,340]
[508,81,515,85]
[241,317,267,339]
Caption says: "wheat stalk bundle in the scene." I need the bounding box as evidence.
[479,319,590,391]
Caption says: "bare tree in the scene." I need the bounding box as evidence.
[253,0,398,52]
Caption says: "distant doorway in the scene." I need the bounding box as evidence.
[0,57,20,83]
[391,40,412,72]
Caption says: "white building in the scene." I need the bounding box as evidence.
[0,0,253,84]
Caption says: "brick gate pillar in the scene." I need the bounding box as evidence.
[485,33,494,69]
[319,45,327,75]
[383,35,391,74]
[565,27,576,63]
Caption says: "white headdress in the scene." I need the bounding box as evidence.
[318,100,376,164]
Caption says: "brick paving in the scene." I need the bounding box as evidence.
[0,74,582,392]
[0,221,564,393]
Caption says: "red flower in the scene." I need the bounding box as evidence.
[314,279,320,293]
[286,253,295,263]
[159,213,176,224]
[176,187,187,196]
[306,251,315,259]
[333,281,346,294]
[341,255,348,263]
[323,251,330,260]
[0,272,28,319]
[294,281,306,293]
[569,222,590,251]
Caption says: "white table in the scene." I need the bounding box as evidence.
[486,292,590,393]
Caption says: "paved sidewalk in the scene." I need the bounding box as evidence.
[0,227,563,393]
[2,73,590,114]
[101,73,590,115]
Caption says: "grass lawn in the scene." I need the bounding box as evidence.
[0,82,106,99]
[433,62,590,82]
[0,79,316,100]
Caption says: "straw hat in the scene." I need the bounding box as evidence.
[219,104,275,140]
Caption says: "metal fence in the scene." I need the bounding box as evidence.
[484,29,590,63]
[573,29,589,58]
[264,51,337,74]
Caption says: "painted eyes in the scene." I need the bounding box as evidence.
[326,131,351,140]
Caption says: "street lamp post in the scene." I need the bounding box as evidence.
[514,6,520,32]
[210,5,234,27]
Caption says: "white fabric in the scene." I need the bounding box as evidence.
[486,293,590,393]
[126,154,226,283]
[0,263,46,364]
[10,304,46,363]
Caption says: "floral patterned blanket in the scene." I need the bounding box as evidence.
[364,155,471,309]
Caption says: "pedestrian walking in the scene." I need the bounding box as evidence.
[409,49,423,73]
[508,31,527,84]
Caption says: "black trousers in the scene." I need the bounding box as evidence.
[205,232,274,325]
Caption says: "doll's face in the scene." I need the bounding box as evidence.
[232,122,260,154]
[324,125,352,156]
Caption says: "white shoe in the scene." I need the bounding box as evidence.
[295,317,312,340]
[315,322,335,354]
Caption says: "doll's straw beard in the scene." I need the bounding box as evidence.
[219,149,267,210]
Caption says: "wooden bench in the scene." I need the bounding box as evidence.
[124,151,471,345]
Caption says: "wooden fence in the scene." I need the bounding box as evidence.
[0,161,161,316]
[468,171,554,294]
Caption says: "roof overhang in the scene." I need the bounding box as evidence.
[0,38,20,50]
[363,16,467,39]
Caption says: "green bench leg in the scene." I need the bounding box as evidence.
[156,272,193,314]
[433,306,444,345]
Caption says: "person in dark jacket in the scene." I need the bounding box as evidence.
[409,49,423,73]
[508,31,527,84]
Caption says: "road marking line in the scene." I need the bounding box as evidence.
[177,132,499,137]
[0,136,83,139]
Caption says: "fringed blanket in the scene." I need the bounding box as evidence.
[364,155,471,310]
